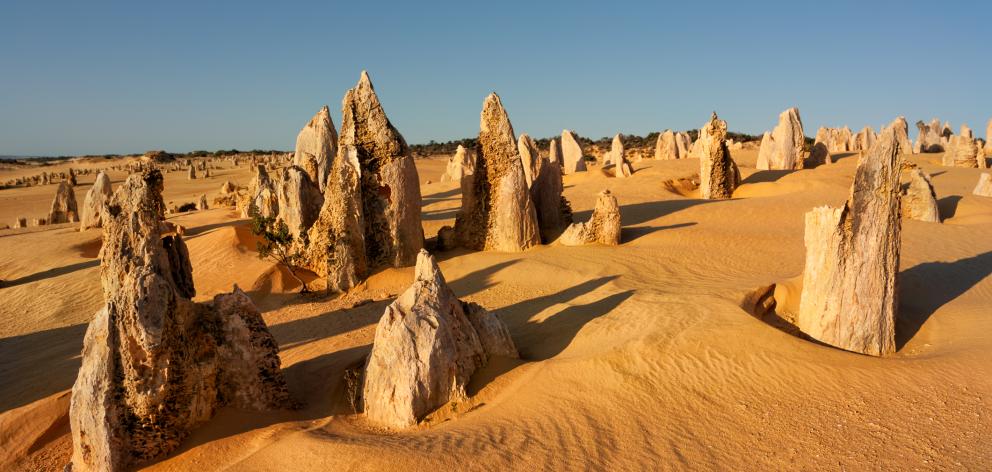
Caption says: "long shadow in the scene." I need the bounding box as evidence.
[617,199,719,226]
[518,290,634,360]
[470,277,632,392]
[896,251,992,349]
[448,259,520,297]
[421,207,460,221]
[740,170,794,184]
[0,323,87,413]
[623,222,696,243]
[422,186,461,201]
[181,219,244,239]
[267,299,390,350]
[165,344,370,459]
[2,260,99,288]
[496,276,619,343]
[937,195,962,219]
[830,152,859,163]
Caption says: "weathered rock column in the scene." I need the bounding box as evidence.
[698,112,740,199]
[453,93,540,252]
[796,121,902,356]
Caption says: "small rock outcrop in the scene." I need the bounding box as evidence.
[756,107,805,170]
[240,165,279,218]
[915,118,944,153]
[48,181,78,224]
[518,133,542,187]
[698,112,740,199]
[276,166,323,239]
[187,166,196,180]
[197,194,208,211]
[549,138,563,165]
[440,145,475,183]
[901,168,940,223]
[68,169,289,472]
[80,171,113,230]
[850,126,877,152]
[302,71,424,292]
[561,129,587,174]
[363,250,517,429]
[796,121,902,356]
[893,117,914,155]
[453,93,540,252]
[943,134,984,168]
[973,173,992,197]
[294,105,338,192]
[530,147,572,243]
[559,190,621,246]
[606,134,633,177]
[655,130,680,160]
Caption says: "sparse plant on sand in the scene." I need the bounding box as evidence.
[250,213,310,293]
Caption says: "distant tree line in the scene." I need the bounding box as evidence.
[410,130,763,156]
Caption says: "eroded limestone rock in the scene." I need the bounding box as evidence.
[68,169,289,472]
[559,189,621,246]
[80,171,113,230]
[301,71,423,292]
[655,130,679,160]
[276,166,323,239]
[363,250,517,429]
[48,181,78,224]
[294,105,338,192]
[698,112,740,199]
[607,134,633,177]
[973,173,992,197]
[561,129,587,174]
[757,107,805,170]
[901,168,940,223]
[453,93,540,252]
[796,121,902,356]
[440,145,475,183]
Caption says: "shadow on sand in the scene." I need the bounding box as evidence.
[0,323,87,413]
[1,260,99,289]
[896,251,992,349]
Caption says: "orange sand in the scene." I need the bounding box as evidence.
[1,151,990,470]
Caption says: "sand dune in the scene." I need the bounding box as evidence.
[1,151,991,470]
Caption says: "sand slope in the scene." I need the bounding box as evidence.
[1,151,990,470]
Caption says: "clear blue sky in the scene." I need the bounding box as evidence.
[1,0,989,156]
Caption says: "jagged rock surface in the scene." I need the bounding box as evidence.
[276,165,323,239]
[48,181,78,224]
[607,134,633,177]
[698,113,740,199]
[240,165,279,218]
[915,118,944,153]
[655,130,679,160]
[302,71,423,291]
[453,93,540,252]
[901,168,940,222]
[517,133,541,187]
[294,105,338,192]
[796,122,902,356]
[893,117,913,155]
[440,145,475,183]
[561,130,587,174]
[943,134,983,168]
[363,250,517,429]
[80,171,113,230]
[69,170,289,472]
[974,173,992,197]
[559,190,621,246]
[757,107,805,170]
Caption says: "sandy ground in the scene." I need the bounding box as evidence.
[1,150,991,470]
